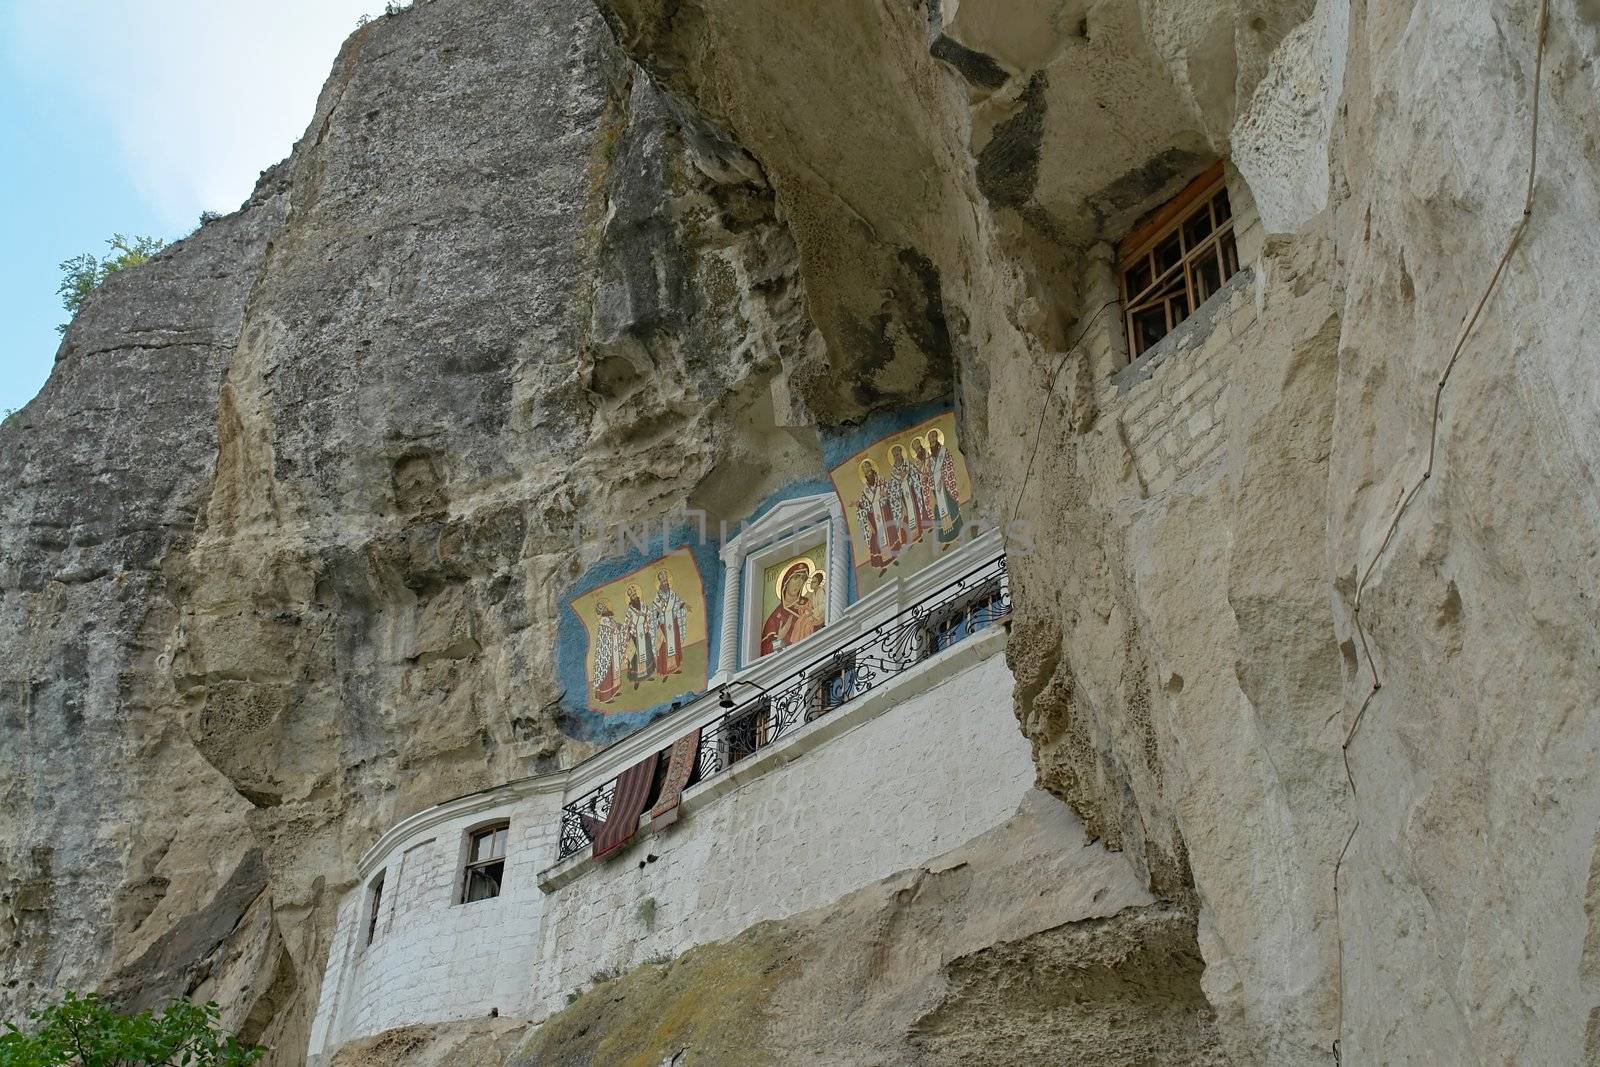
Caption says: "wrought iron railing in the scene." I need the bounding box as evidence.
[556,552,1009,861]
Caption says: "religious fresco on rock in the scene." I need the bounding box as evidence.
[830,410,974,596]
[758,545,828,658]
[569,548,709,714]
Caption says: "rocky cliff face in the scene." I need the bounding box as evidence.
[3,0,1597,1063]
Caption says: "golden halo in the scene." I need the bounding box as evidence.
[773,559,814,602]
[859,458,878,480]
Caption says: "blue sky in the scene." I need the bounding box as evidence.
[0,1,387,414]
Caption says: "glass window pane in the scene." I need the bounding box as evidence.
[1155,233,1182,273]
[1182,207,1213,249]
[1194,255,1223,304]
[1213,188,1232,222]
[1169,293,1190,325]
[473,826,507,863]
[1124,256,1152,299]
[1220,231,1239,278]
[465,860,503,902]
[1133,306,1167,355]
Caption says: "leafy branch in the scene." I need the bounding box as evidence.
[0,992,265,1067]
[56,234,167,335]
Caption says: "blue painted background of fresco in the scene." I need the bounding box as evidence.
[553,398,955,744]
[553,522,725,745]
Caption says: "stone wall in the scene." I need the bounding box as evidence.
[1105,272,1255,497]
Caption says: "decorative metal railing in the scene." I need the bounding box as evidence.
[556,552,1009,861]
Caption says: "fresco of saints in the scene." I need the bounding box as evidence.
[855,459,898,569]
[887,443,926,544]
[625,584,656,687]
[760,561,827,657]
[911,436,937,527]
[928,428,962,543]
[591,601,624,704]
[652,569,690,676]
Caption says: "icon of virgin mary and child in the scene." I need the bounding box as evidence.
[759,560,826,657]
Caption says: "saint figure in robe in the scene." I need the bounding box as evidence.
[625,584,656,687]
[912,437,937,527]
[888,443,926,543]
[855,459,898,569]
[928,428,963,544]
[652,569,690,676]
[591,600,624,704]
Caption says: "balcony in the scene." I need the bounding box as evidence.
[551,531,1011,865]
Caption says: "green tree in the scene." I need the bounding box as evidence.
[0,992,265,1067]
[56,234,167,334]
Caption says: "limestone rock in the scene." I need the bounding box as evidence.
[3,0,1598,1064]
[512,792,1224,1066]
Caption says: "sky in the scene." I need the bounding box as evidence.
[0,0,389,414]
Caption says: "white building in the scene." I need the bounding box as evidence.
[307,518,1031,1062]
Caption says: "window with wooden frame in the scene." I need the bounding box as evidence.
[1118,162,1239,361]
[461,822,509,903]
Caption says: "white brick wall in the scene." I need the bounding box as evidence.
[537,646,1031,1010]
[308,633,1033,1059]
[1091,160,1263,497]
[1105,273,1258,495]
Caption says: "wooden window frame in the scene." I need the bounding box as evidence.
[1118,162,1239,362]
[460,821,509,904]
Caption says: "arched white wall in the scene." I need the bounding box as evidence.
[309,540,1027,1061]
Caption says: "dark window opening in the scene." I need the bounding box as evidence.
[924,584,1006,657]
[366,871,385,945]
[807,652,859,722]
[1118,162,1240,362]
[462,822,509,903]
[726,700,772,767]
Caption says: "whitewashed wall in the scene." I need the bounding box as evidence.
[537,642,1030,1010]
[308,629,1031,1060]
[308,788,565,1056]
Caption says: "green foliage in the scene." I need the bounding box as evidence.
[56,234,167,334]
[587,965,623,986]
[0,992,264,1067]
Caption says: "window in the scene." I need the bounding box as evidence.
[924,585,1005,657]
[461,823,508,903]
[725,700,772,766]
[806,652,858,722]
[1119,162,1239,361]
[365,871,385,945]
